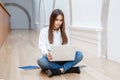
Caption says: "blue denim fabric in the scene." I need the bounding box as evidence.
[37,51,83,72]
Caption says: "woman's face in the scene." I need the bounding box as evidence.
[54,14,63,30]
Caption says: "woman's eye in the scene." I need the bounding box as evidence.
[55,19,58,21]
[60,19,63,22]
[55,19,63,22]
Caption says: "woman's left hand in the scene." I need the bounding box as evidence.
[46,53,53,61]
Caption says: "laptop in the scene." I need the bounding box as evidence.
[50,45,77,61]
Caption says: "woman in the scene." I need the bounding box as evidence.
[37,9,83,77]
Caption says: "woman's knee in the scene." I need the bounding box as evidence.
[75,51,83,61]
[37,58,42,66]
[37,56,49,68]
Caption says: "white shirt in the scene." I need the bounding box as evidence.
[38,27,70,55]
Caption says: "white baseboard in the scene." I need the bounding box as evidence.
[69,26,102,57]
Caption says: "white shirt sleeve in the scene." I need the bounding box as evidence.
[38,28,49,55]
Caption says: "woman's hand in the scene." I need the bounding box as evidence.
[46,53,53,61]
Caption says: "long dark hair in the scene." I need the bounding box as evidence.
[48,9,68,45]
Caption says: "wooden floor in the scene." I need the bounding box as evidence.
[0,30,120,80]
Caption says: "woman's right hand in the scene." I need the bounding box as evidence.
[46,53,53,61]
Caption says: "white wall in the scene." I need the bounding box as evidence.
[107,0,120,63]
[72,0,102,27]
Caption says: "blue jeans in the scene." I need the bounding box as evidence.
[37,51,83,72]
